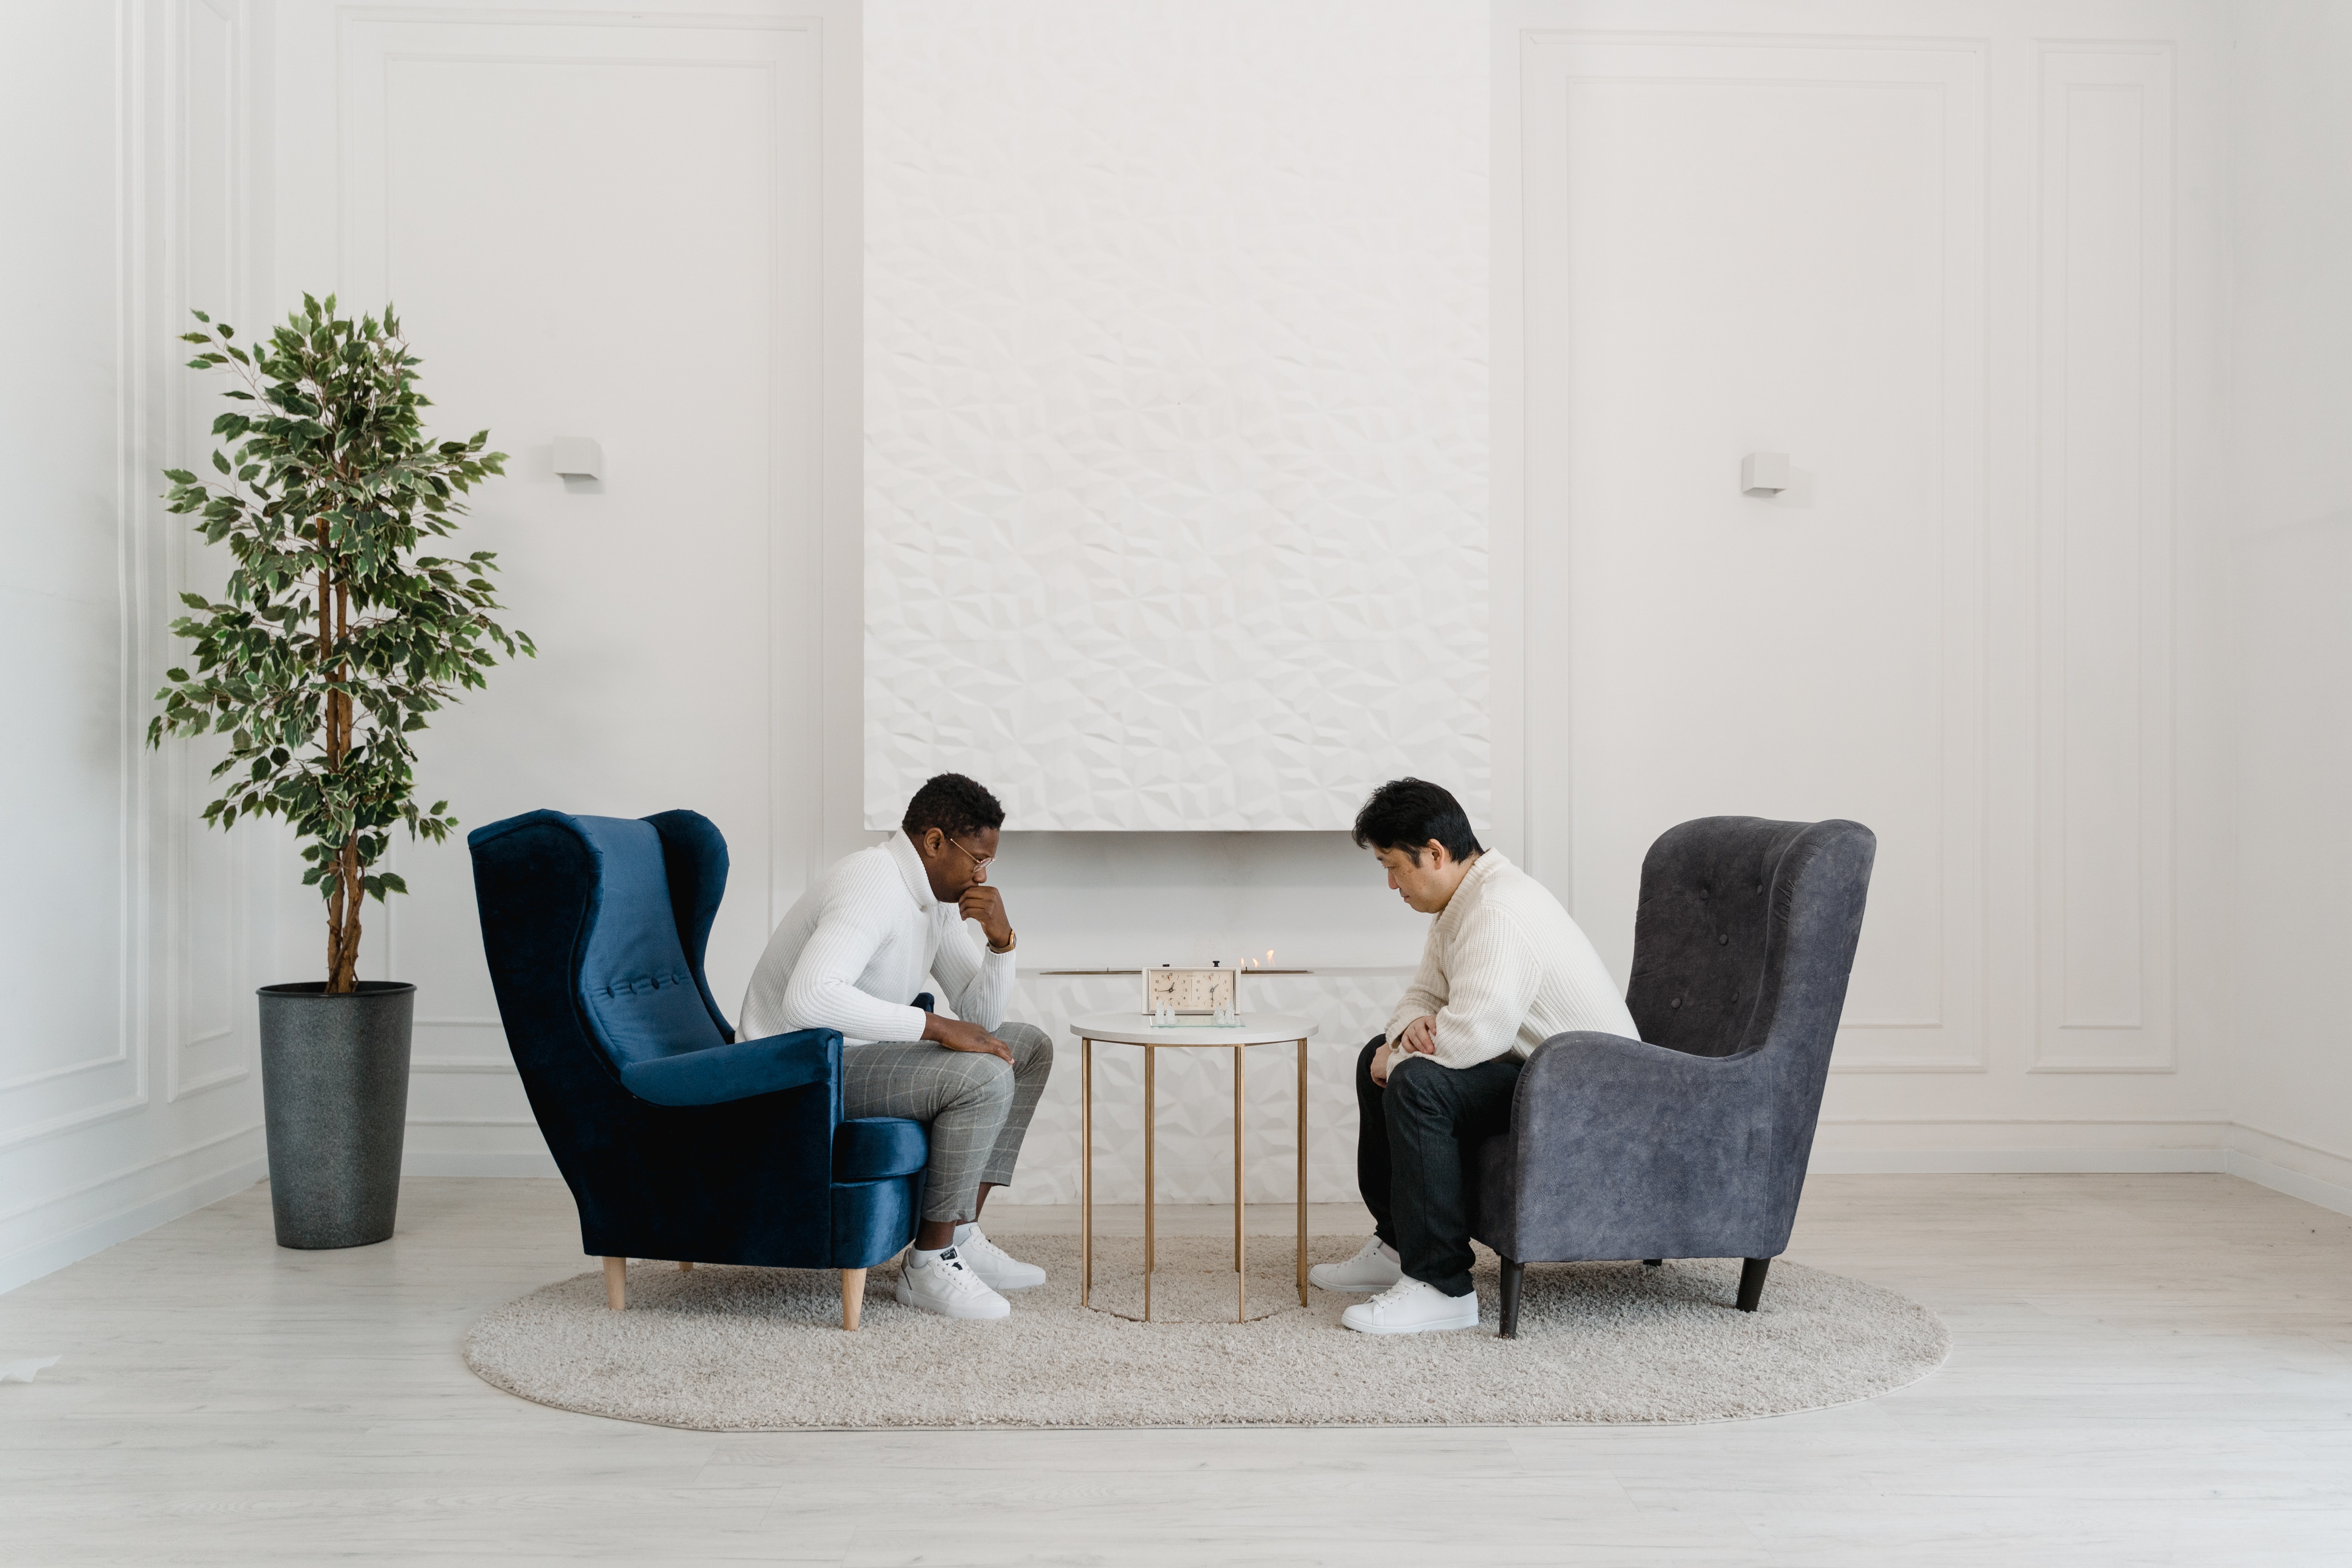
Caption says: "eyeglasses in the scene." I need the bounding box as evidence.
[944,835,994,875]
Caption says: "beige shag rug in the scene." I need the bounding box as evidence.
[463,1234,1946,1430]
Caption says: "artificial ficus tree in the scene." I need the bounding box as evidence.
[150,294,532,994]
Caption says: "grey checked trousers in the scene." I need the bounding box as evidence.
[840,1022,1054,1223]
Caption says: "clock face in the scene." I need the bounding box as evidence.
[1144,968,1236,1014]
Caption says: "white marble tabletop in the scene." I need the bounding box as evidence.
[1066,1011,1319,1048]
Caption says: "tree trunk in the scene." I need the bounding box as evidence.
[319,552,361,995]
[328,828,362,994]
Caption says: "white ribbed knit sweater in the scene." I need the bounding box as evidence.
[1383,851,1640,1068]
[737,832,1012,1046]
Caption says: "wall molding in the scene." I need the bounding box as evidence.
[1508,24,1990,1073]
[2030,41,2178,1072]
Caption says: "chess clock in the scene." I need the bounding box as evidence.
[1142,966,1237,1017]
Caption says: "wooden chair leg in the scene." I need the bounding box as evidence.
[840,1268,867,1331]
[678,1260,693,1272]
[1736,1257,1770,1312]
[1499,1257,1524,1339]
[603,1256,627,1310]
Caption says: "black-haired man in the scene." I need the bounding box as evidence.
[1311,778,1638,1334]
[740,773,1052,1320]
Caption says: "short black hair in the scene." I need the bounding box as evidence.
[1351,778,1482,864]
[901,773,1006,840]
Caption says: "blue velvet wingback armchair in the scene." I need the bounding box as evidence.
[1473,815,1875,1336]
[466,808,927,1329]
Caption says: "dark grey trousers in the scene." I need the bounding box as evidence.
[842,1022,1054,1223]
[1354,1036,1523,1299]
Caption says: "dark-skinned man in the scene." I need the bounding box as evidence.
[739,773,1051,1320]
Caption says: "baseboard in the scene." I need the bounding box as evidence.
[2222,1123,2352,1217]
[1806,1147,2228,1175]
[401,1150,562,1177]
[0,1154,267,1297]
[401,1121,560,1178]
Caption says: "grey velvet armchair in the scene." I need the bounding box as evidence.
[1473,815,1875,1337]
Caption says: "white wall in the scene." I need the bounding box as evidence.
[0,0,279,1295]
[2222,0,2352,1204]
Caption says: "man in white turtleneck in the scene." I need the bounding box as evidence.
[1310,778,1640,1334]
[738,772,1052,1322]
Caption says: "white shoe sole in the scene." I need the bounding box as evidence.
[968,1269,1045,1292]
[1309,1266,1402,1294]
[1340,1304,1480,1334]
[893,1276,1011,1320]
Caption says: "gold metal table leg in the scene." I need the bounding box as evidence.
[1297,1037,1309,1306]
[1235,1043,1246,1323]
[1081,1037,1093,1309]
[1144,1044,1155,1322]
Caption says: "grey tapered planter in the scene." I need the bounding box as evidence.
[257,981,414,1249]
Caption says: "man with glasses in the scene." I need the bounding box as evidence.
[739,773,1052,1320]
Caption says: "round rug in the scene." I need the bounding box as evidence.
[463,1234,1947,1430]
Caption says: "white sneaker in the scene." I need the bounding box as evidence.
[1340,1276,1481,1335]
[893,1246,1012,1320]
[1310,1235,1404,1293]
[951,1225,1046,1291]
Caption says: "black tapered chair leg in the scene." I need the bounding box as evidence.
[1499,1257,1524,1339]
[1736,1257,1770,1312]
[1642,1259,1662,1267]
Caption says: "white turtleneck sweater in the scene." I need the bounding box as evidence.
[738,832,1013,1046]
[1383,850,1639,1068]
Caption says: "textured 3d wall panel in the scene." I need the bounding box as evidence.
[865,0,1489,829]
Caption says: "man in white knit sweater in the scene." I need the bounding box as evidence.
[1311,779,1640,1334]
[738,773,1052,1322]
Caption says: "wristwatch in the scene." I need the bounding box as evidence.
[988,929,1017,955]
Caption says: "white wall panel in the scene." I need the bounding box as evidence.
[1518,30,1989,1071]
[164,0,253,1105]
[863,0,1489,832]
[2032,44,2176,1071]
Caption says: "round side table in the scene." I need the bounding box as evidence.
[1067,1010,1320,1322]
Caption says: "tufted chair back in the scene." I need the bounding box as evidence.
[563,814,734,1069]
[1625,816,1874,1062]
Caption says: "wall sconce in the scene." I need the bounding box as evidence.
[553,436,605,480]
[1741,452,1790,497]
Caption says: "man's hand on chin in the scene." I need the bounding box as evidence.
[959,884,1015,952]
[925,1012,1013,1065]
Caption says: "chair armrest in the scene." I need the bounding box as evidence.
[1495,1030,1788,1263]
[617,1028,841,1109]
[1514,1030,1763,1145]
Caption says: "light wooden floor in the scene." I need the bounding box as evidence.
[3,1175,2349,1565]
